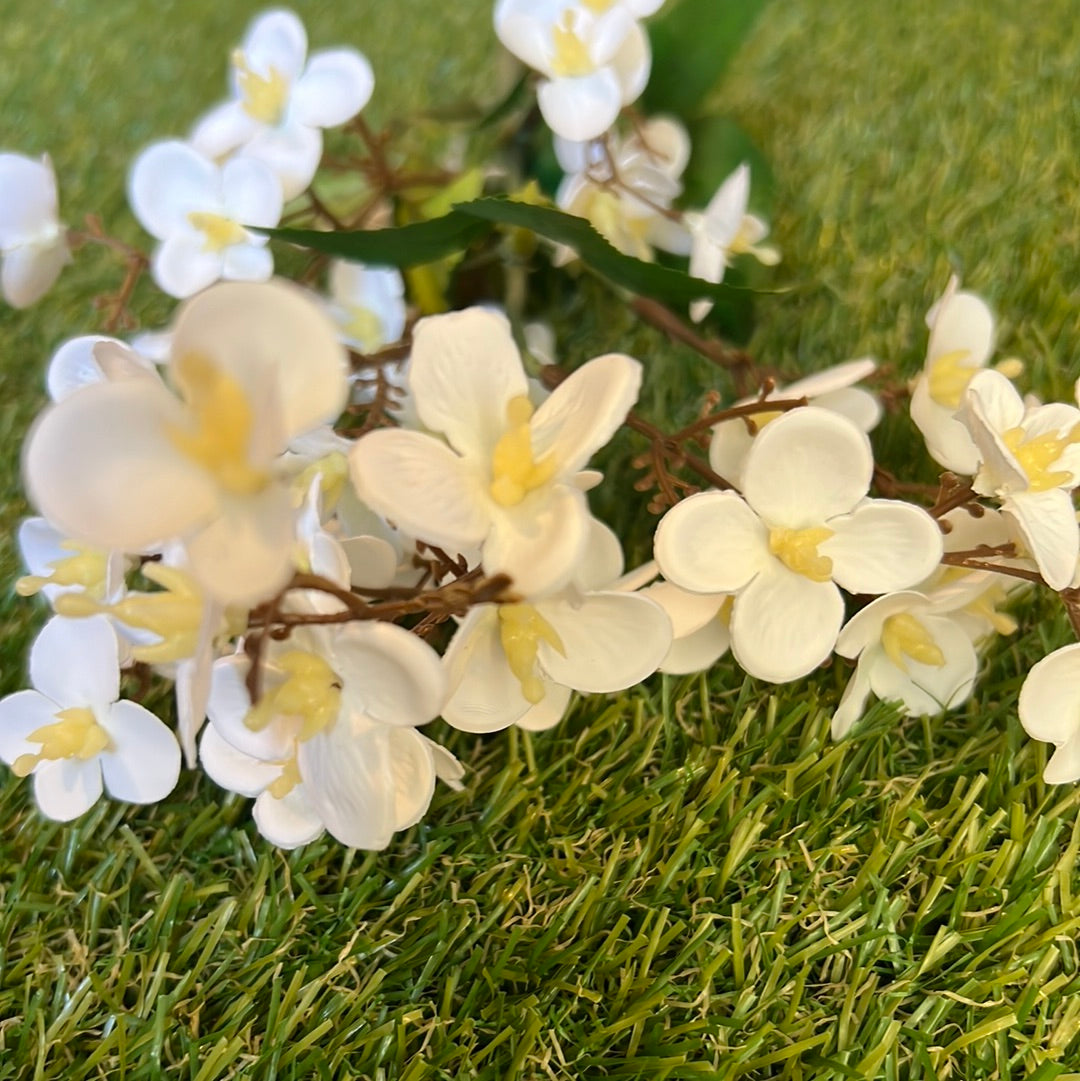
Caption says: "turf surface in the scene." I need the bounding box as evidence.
[3,1,1080,1078]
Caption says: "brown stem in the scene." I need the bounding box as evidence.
[939,550,1044,585]
[630,296,752,375]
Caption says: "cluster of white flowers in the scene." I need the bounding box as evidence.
[3,5,1079,849]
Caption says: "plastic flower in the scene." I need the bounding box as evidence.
[687,163,778,323]
[349,307,641,597]
[200,619,450,850]
[24,280,349,607]
[191,8,374,200]
[494,0,652,141]
[708,358,881,490]
[45,335,160,403]
[654,408,943,683]
[0,616,180,821]
[325,260,406,353]
[128,141,282,298]
[15,516,127,610]
[960,369,1080,590]
[643,581,732,675]
[554,116,691,262]
[0,152,68,308]
[1018,644,1080,784]
[441,522,671,732]
[909,279,997,475]
[831,590,979,739]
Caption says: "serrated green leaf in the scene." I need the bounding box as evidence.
[643,0,773,118]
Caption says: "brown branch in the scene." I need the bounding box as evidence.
[630,296,753,379]
[69,215,149,332]
[939,549,1044,585]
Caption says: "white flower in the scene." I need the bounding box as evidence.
[831,591,979,739]
[191,9,374,200]
[349,307,641,597]
[442,521,671,732]
[326,260,406,354]
[45,335,160,403]
[959,369,1080,590]
[909,278,996,475]
[128,141,282,299]
[709,358,881,490]
[1018,644,1080,784]
[687,163,779,323]
[494,0,651,141]
[201,618,450,850]
[643,581,731,675]
[654,408,944,683]
[0,152,68,308]
[554,116,691,262]
[24,280,349,607]
[0,616,180,821]
[16,516,128,609]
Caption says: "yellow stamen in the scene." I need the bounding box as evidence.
[551,12,595,78]
[498,604,566,705]
[585,191,653,262]
[927,348,978,410]
[881,612,946,672]
[55,563,204,664]
[966,584,1018,636]
[295,452,350,512]
[186,211,248,254]
[1001,424,1080,492]
[582,0,616,10]
[16,540,109,599]
[768,527,834,582]
[167,352,269,495]
[267,755,303,799]
[489,395,557,507]
[233,50,289,125]
[12,706,111,777]
[342,305,385,352]
[245,650,341,741]
[994,357,1025,380]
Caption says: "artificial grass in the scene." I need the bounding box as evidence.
[3,1,1080,1078]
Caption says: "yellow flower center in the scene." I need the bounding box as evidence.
[927,348,978,410]
[498,604,566,704]
[186,212,248,254]
[551,12,595,77]
[881,612,946,672]
[295,452,350,513]
[1001,424,1080,492]
[16,540,109,600]
[768,526,834,582]
[167,352,270,496]
[246,650,342,742]
[267,754,303,799]
[342,305,386,352]
[233,51,289,125]
[489,395,557,507]
[582,0,617,10]
[12,707,111,777]
[55,562,205,665]
[966,583,1018,636]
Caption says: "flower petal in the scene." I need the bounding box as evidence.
[220,156,282,229]
[654,490,768,594]
[221,243,274,282]
[253,786,325,848]
[46,335,126,401]
[660,617,731,675]
[386,727,436,830]
[910,376,981,475]
[831,660,873,739]
[537,69,623,143]
[152,232,224,299]
[1003,488,1079,590]
[0,691,63,765]
[409,308,528,460]
[299,719,396,850]
[729,566,844,683]
[835,592,931,659]
[31,615,119,708]
[529,353,641,474]
[32,758,102,821]
[742,407,872,527]
[184,484,295,607]
[242,124,323,202]
[190,101,258,160]
[292,49,375,128]
[127,141,218,240]
[483,484,590,597]
[99,699,181,803]
[2,239,68,308]
[823,500,943,595]
[813,387,882,432]
[442,607,532,733]
[707,416,755,490]
[207,655,296,762]
[1019,643,1080,757]
[612,19,651,104]
[928,288,994,368]
[0,153,58,247]
[200,724,280,796]
[539,591,671,692]
[334,621,446,728]
[242,9,308,82]
[516,681,574,731]
[349,428,490,552]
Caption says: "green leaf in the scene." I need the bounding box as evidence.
[265,197,755,340]
[643,0,773,118]
[681,116,773,212]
